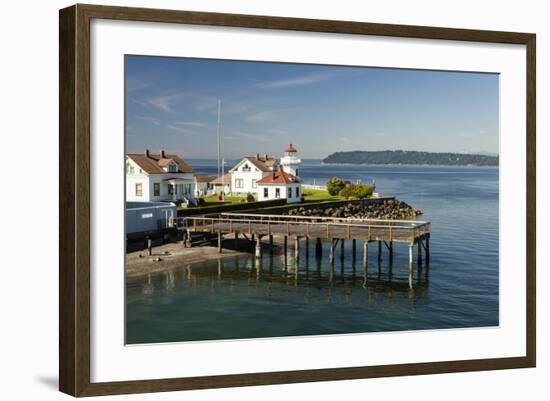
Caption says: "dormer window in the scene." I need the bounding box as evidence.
[168,163,178,173]
[242,163,251,172]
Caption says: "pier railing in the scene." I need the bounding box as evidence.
[180,213,430,244]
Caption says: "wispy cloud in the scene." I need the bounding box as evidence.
[167,125,200,136]
[147,94,185,113]
[235,132,272,142]
[174,121,209,128]
[247,109,289,123]
[135,116,161,125]
[125,78,156,93]
[256,72,334,89]
[268,128,288,135]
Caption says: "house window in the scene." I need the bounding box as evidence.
[168,163,178,172]
[264,188,268,198]
[252,179,257,188]
[135,183,142,197]
[126,163,134,175]
[235,179,244,189]
[275,188,280,198]
[295,169,299,177]
[153,183,160,196]
[242,164,251,172]
[288,187,292,198]
[168,185,174,195]
[295,186,300,197]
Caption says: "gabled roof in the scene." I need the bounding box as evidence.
[195,175,215,183]
[127,151,194,174]
[257,169,302,185]
[230,156,277,173]
[210,173,232,185]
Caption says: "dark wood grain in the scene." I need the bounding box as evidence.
[59,5,76,395]
[59,3,536,397]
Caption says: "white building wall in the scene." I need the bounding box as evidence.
[230,161,266,197]
[258,183,302,203]
[126,158,195,202]
[126,175,150,202]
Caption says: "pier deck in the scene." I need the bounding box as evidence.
[183,212,430,245]
[177,212,431,289]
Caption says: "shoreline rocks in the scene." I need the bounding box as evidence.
[282,199,422,220]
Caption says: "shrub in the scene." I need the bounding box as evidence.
[326,177,345,196]
[246,193,256,202]
[339,183,374,199]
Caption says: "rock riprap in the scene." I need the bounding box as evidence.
[282,199,422,220]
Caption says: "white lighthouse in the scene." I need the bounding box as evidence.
[280,143,301,177]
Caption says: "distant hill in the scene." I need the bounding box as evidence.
[323,150,498,166]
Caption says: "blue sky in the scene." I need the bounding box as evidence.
[125,55,499,159]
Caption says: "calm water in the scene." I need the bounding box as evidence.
[126,160,499,344]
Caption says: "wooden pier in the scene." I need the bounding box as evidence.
[179,212,430,288]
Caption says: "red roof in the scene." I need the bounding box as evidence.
[257,169,301,185]
[285,143,297,153]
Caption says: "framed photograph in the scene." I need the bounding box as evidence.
[59,4,536,397]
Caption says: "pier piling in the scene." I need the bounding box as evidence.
[425,236,430,266]
[147,238,152,256]
[315,238,322,258]
[363,241,369,279]
[217,232,222,253]
[294,236,300,261]
[352,239,356,261]
[340,239,345,261]
[255,236,262,259]
[378,241,382,262]
[186,229,192,248]
[329,240,335,265]
[408,244,414,289]
[418,238,423,265]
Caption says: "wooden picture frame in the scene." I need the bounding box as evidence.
[59,3,536,397]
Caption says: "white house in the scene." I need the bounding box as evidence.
[229,154,278,197]
[257,166,302,204]
[194,175,214,197]
[126,149,196,203]
[210,173,232,195]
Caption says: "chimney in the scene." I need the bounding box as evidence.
[160,149,166,159]
[256,153,260,160]
[264,153,268,160]
[279,164,284,173]
[144,149,150,158]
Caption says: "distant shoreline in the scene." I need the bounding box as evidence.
[321,162,499,168]
[323,150,498,167]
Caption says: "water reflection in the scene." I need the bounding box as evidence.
[129,252,429,301]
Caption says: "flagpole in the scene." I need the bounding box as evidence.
[216,99,221,182]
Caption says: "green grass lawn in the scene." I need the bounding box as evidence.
[302,189,342,202]
[202,195,247,204]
